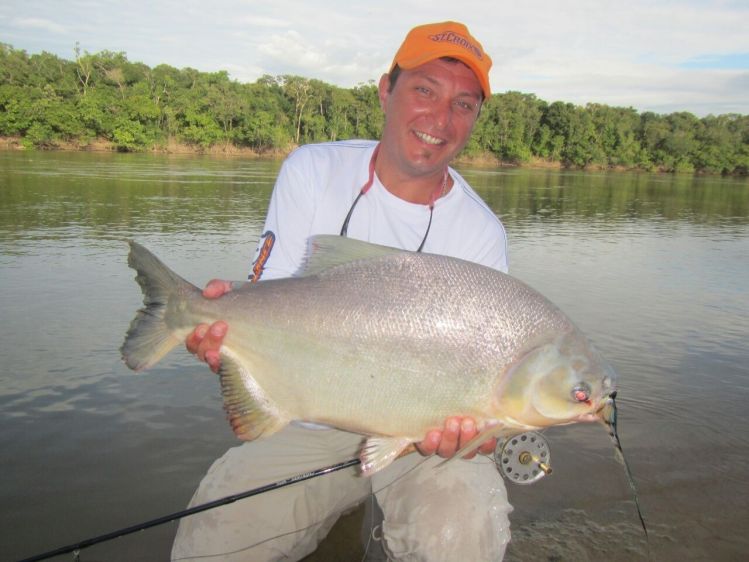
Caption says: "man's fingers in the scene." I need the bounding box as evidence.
[196,321,228,372]
[478,438,498,456]
[205,349,221,374]
[186,323,209,355]
[415,430,441,456]
[198,321,227,354]
[436,418,461,458]
[416,417,497,459]
[203,279,233,299]
[458,418,478,460]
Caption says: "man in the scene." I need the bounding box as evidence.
[173,21,512,561]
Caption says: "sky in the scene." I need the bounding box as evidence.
[1,0,748,117]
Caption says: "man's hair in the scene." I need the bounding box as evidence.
[387,57,485,102]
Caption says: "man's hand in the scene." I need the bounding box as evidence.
[415,417,496,459]
[185,279,232,373]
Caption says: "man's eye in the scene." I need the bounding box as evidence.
[455,100,477,112]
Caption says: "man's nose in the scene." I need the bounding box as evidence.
[431,98,453,129]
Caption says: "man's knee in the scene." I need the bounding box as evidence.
[374,456,512,561]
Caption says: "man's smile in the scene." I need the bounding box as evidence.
[414,130,446,145]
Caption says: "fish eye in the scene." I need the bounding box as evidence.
[571,382,591,402]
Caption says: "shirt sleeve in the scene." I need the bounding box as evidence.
[250,149,316,281]
[475,221,509,273]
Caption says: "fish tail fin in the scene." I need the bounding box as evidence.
[121,240,198,371]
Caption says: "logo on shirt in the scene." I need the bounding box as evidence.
[250,231,275,282]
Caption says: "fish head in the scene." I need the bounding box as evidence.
[495,330,617,429]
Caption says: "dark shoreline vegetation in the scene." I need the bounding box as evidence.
[1,44,748,175]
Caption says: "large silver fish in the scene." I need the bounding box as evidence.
[121,235,618,475]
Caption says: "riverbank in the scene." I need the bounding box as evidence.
[0,135,276,158]
[0,135,724,174]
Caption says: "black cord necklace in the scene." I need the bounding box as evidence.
[340,143,448,252]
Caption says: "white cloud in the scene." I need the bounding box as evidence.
[234,15,290,28]
[1,0,747,115]
[11,17,67,35]
[258,30,328,71]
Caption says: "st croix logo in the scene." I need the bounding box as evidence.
[428,31,484,60]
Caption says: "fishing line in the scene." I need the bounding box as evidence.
[361,492,380,561]
[601,390,651,560]
[18,458,360,562]
[169,455,433,561]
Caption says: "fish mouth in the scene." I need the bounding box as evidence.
[597,390,618,426]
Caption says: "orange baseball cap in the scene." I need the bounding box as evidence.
[390,21,492,98]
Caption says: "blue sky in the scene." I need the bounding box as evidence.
[2,0,748,116]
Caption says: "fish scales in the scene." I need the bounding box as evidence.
[217,254,562,431]
[122,235,617,474]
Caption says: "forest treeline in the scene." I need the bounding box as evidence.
[1,44,747,174]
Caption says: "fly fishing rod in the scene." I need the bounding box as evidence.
[18,458,360,562]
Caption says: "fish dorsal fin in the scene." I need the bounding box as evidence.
[297,235,406,277]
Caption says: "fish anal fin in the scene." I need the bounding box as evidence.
[360,436,413,476]
[218,348,287,441]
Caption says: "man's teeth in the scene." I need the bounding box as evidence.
[415,131,444,145]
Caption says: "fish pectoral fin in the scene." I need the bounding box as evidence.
[218,348,286,441]
[359,436,413,476]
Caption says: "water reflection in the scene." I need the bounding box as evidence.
[457,166,749,226]
[1,151,748,561]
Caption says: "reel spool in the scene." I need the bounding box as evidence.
[494,431,552,485]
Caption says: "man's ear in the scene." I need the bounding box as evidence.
[377,73,390,112]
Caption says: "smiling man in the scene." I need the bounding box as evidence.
[376,47,487,202]
[174,22,512,562]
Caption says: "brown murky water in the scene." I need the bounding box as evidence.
[1,151,747,561]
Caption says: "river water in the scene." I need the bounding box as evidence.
[1,150,747,561]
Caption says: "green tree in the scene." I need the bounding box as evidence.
[237,77,291,151]
[0,41,746,173]
[0,84,35,135]
[0,43,31,85]
[282,75,314,144]
[326,86,355,142]
[350,82,382,139]
[472,92,542,163]
[203,73,247,147]
[541,102,603,167]
[587,104,646,168]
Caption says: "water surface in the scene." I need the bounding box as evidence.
[1,151,747,561]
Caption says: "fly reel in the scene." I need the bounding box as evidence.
[494,431,552,485]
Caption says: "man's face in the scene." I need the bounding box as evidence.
[378,58,483,179]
